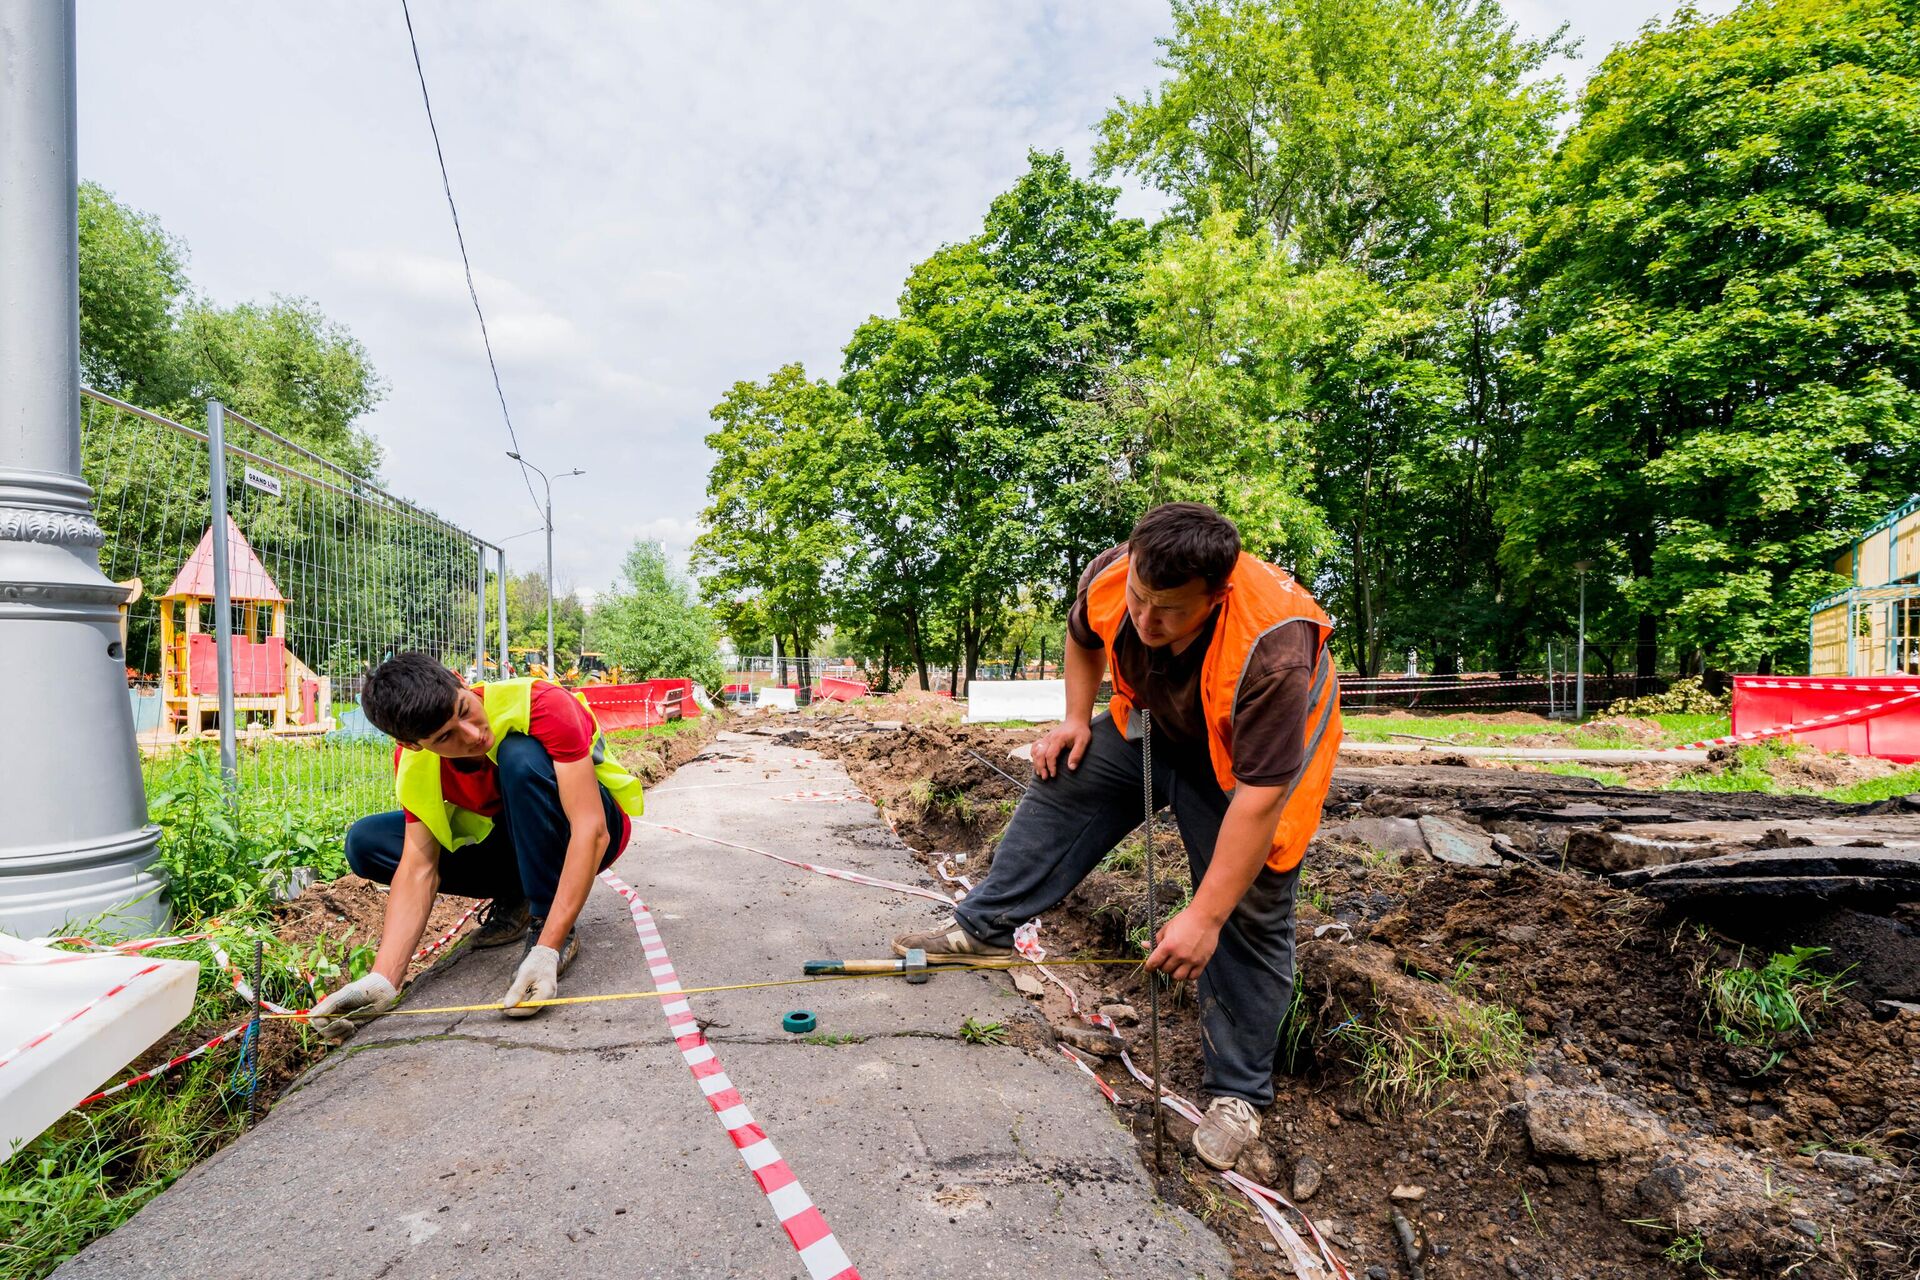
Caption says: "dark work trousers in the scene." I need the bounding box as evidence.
[952,713,1299,1107]
[345,731,623,920]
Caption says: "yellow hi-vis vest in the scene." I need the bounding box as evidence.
[393,678,646,852]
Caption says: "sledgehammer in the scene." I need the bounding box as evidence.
[803,948,931,983]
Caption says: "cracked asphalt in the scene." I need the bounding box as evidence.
[53,730,1232,1279]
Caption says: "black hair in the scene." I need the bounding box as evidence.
[361,652,464,743]
[1128,502,1241,592]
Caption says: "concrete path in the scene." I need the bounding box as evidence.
[56,732,1230,1280]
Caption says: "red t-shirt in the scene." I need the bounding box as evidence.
[398,681,631,854]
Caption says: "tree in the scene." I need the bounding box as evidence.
[1509,0,1920,675]
[1097,0,1570,674]
[839,153,1152,689]
[177,297,385,475]
[595,541,725,690]
[693,365,852,686]
[78,181,187,405]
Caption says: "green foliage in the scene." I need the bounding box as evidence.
[593,541,724,690]
[1666,740,1796,795]
[77,182,188,405]
[958,1016,1010,1046]
[1608,678,1731,717]
[1703,946,1850,1058]
[1509,0,1920,672]
[1331,996,1529,1110]
[147,747,349,918]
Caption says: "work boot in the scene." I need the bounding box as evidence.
[523,920,580,976]
[470,897,531,949]
[1193,1095,1262,1170]
[892,919,1014,964]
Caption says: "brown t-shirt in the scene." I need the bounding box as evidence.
[1066,546,1318,788]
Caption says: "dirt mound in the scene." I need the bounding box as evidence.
[816,722,1919,1278]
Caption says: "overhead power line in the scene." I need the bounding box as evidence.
[398,0,546,523]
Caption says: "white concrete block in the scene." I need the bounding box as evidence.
[1,933,199,1159]
[965,679,1067,724]
[755,687,798,712]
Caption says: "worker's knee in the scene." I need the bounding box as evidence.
[344,813,397,883]
[494,731,556,789]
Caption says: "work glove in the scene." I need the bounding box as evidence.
[502,945,559,1018]
[308,973,398,1044]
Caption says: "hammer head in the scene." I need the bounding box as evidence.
[902,947,929,984]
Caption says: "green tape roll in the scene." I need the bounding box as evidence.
[782,1009,817,1034]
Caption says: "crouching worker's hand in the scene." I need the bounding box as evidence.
[502,945,559,1018]
[308,973,398,1043]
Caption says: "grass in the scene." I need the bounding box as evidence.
[1,747,367,1280]
[1663,1230,1721,1277]
[604,718,704,744]
[799,1032,867,1046]
[1703,946,1851,1064]
[1332,998,1530,1111]
[958,1016,1009,1046]
[1340,711,1727,749]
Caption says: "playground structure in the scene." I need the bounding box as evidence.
[153,517,333,745]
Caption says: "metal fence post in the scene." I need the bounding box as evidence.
[206,401,238,785]
[474,544,486,680]
[497,547,508,676]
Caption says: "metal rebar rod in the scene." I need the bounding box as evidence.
[1141,708,1164,1179]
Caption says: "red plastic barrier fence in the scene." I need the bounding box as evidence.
[1731,675,1920,763]
[578,679,703,731]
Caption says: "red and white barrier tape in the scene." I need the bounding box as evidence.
[774,790,870,804]
[931,854,973,900]
[1741,680,1920,692]
[0,963,167,1072]
[637,820,954,905]
[52,901,487,1111]
[601,869,861,1280]
[1015,923,1351,1278]
[72,1022,251,1107]
[4,931,218,966]
[1669,690,1920,751]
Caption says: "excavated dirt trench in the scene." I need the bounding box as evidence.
[787,709,1920,1280]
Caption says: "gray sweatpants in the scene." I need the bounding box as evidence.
[953,713,1298,1107]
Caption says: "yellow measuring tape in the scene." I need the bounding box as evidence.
[262,957,1145,1021]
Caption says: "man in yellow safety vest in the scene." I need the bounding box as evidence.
[308,652,645,1041]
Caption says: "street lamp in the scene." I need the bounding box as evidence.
[506,452,584,676]
[1573,560,1593,721]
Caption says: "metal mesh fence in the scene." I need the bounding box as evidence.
[81,389,502,823]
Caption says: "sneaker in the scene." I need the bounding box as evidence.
[523,920,580,976]
[892,920,1014,964]
[470,898,530,949]
[1193,1095,1262,1170]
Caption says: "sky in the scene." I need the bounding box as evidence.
[77,0,1734,599]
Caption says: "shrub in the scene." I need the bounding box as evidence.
[1608,676,1730,717]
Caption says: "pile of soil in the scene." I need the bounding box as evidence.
[810,709,1920,1280]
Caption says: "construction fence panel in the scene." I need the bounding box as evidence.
[81,389,502,824]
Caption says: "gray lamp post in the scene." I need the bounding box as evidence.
[505,452,583,675]
[1573,560,1593,721]
[0,0,164,935]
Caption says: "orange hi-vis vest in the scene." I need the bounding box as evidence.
[1083,551,1341,873]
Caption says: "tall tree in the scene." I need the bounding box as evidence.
[78,181,187,405]
[1509,0,1920,675]
[595,541,724,690]
[693,365,851,685]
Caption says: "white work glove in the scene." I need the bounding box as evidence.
[308,973,398,1044]
[502,945,559,1018]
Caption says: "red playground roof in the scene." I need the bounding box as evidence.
[163,516,285,602]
